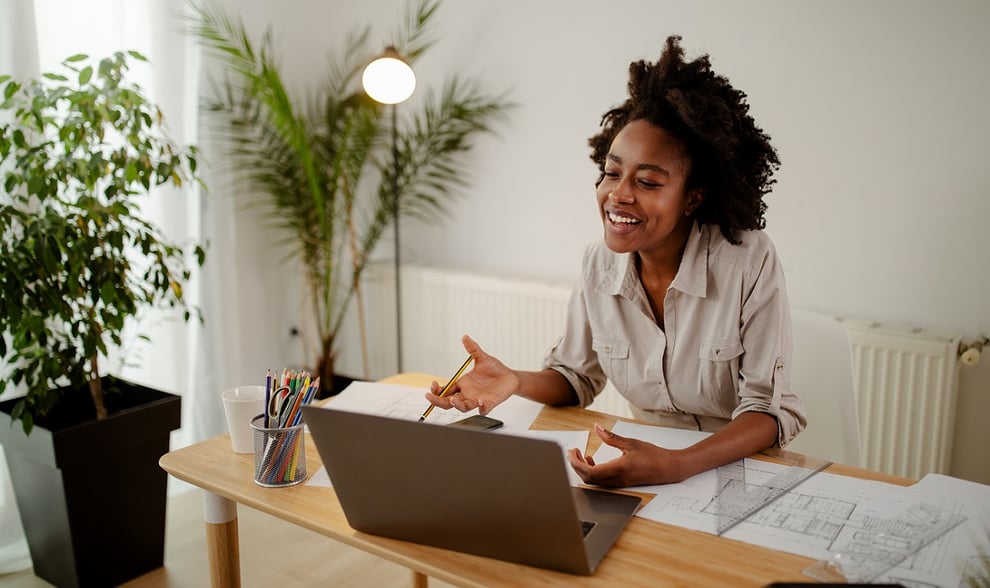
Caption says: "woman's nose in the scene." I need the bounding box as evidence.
[609,179,635,203]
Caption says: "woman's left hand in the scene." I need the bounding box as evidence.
[567,423,689,487]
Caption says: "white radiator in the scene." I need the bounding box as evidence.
[400,265,571,378]
[339,264,961,478]
[839,319,961,480]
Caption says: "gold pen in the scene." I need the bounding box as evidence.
[419,355,473,422]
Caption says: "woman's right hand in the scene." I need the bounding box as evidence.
[425,334,519,415]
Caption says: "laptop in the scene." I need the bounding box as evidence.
[301,406,642,575]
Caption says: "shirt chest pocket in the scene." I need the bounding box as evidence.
[592,339,629,392]
[698,337,743,396]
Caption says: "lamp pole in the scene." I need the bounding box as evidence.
[362,47,415,374]
[391,103,402,372]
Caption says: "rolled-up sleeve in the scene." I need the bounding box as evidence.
[729,238,807,447]
[544,251,608,408]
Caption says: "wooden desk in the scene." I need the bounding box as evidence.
[159,374,912,587]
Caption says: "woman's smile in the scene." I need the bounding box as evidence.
[605,209,643,234]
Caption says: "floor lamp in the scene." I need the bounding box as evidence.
[362,47,416,373]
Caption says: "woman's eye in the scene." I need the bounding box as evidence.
[603,169,619,178]
[637,179,660,189]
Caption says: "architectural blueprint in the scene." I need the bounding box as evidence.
[595,421,990,587]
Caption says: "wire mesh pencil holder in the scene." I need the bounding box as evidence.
[250,415,307,487]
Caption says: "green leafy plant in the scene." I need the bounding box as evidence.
[187,0,512,392]
[0,51,204,434]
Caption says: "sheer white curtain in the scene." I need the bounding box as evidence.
[0,2,39,574]
[0,0,235,574]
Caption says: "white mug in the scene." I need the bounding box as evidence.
[221,386,266,453]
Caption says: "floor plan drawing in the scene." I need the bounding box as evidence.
[609,422,989,587]
[703,485,856,543]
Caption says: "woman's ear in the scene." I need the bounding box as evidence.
[685,188,704,216]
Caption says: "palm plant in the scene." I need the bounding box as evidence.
[187,0,511,393]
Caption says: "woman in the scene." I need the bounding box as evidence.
[425,35,806,487]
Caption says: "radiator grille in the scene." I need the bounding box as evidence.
[840,320,961,479]
[402,265,571,375]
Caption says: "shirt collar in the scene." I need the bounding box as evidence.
[600,221,710,300]
[601,251,634,297]
[670,221,709,298]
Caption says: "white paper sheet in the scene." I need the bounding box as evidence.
[306,461,332,487]
[323,381,544,430]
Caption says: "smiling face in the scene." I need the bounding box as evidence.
[596,119,703,261]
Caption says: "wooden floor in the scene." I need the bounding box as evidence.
[0,484,454,588]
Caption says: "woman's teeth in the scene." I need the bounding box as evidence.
[608,212,640,224]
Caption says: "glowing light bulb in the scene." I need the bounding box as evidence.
[362,49,416,105]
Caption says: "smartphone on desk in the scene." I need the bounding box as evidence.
[448,415,503,430]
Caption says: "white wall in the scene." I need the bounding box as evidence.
[215,0,990,482]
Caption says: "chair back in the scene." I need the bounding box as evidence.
[786,308,862,466]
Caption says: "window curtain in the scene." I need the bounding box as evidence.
[0,2,39,574]
[0,0,238,574]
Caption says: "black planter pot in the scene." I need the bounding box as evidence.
[0,377,181,588]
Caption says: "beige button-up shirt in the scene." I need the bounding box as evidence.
[544,222,806,446]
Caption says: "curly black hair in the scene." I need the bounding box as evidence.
[588,35,780,245]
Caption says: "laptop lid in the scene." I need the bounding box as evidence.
[301,406,641,575]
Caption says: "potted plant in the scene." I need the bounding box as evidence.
[0,50,204,587]
[187,0,512,394]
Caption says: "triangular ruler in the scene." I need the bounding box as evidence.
[803,501,966,583]
[714,450,832,536]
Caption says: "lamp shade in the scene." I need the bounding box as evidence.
[362,47,416,105]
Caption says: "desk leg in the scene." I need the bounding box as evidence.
[412,571,429,588]
[203,491,240,588]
